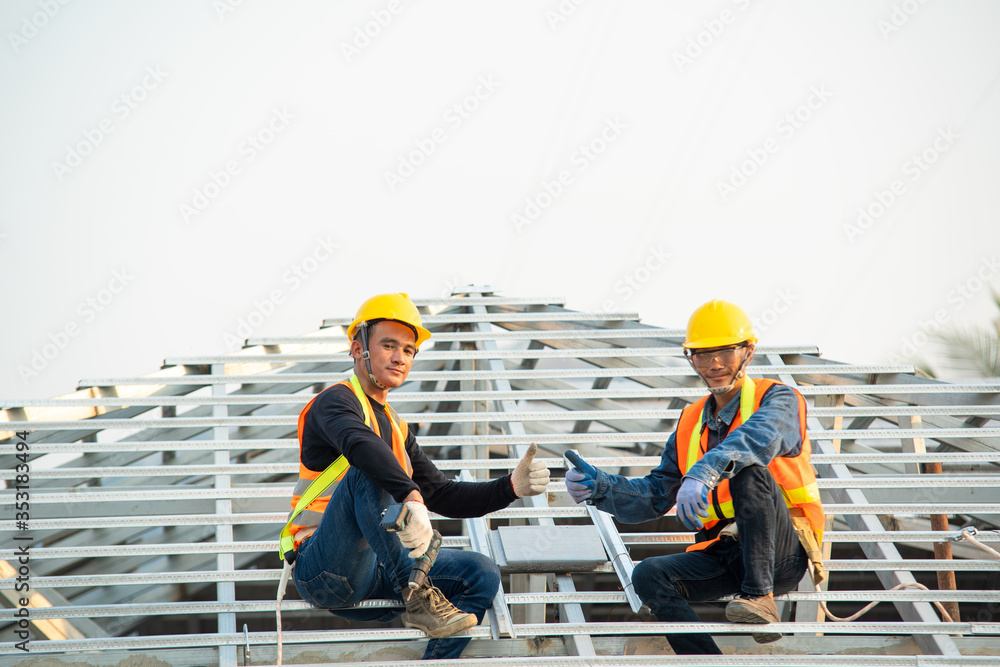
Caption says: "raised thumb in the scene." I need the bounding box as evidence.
[521,442,537,464]
[565,449,587,471]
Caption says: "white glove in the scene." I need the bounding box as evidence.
[512,443,550,497]
[397,500,433,558]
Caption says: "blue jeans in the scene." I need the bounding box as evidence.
[631,466,808,655]
[292,466,500,660]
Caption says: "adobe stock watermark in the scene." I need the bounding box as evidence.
[599,245,670,312]
[716,84,833,202]
[384,76,500,192]
[976,602,1000,623]
[214,0,245,21]
[340,0,405,63]
[179,107,294,224]
[672,0,752,73]
[17,269,135,384]
[887,255,998,366]
[50,66,168,183]
[512,116,628,233]
[222,236,339,350]
[751,289,797,337]
[545,0,589,31]
[7,0,71,53]
[877,0,930,39]
[843,126,958,244]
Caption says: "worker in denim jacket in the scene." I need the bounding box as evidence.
[565,300,824,655]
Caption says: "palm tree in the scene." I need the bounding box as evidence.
[929,291,1000,379]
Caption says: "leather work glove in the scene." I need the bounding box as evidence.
[398,500,433,558]
[675,477,710,531]
[564,449,597,504]
[512,443,550,497]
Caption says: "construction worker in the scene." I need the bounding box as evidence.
[564,300,825,654]
[286,293,549,660]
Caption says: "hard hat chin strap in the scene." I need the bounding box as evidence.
[357,321,387,390]
[707,381,736,396]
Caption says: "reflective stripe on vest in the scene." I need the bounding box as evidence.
[676,377,825,552]
[278,374,412,561]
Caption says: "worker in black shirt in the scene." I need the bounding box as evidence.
[287,293,549,660]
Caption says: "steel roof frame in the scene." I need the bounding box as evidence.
[2,289,999,665]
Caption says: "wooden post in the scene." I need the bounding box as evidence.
[923,459,961,623]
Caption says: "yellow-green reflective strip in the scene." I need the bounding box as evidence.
[686,412,701,475]
[784,482,821,504]
[739,376,755,424]
[348,373,373,427]
[702,499,734,523]
[278,534,295,559]
[279,455,350,560]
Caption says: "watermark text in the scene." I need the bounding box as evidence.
[844,126,957,243]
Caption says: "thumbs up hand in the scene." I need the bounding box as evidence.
[564,449,597,504]
[512,443,550,497]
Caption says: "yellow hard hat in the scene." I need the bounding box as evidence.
[347,293,432,348]
[683,299,757,349]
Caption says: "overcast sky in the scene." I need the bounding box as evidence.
[2,0,999,401]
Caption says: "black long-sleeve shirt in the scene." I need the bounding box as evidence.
[300,382,518,517]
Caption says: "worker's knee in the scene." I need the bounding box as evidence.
[439,549,500,601]
[449,550,500,620]
[632,559,657,599]
[468,550,501,597]
[632,558,682,605]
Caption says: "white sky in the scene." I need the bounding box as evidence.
[2,0,999,401]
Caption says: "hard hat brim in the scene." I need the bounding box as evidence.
[347,293,431,348]
[683,335,757,350]
[348,318,432,348]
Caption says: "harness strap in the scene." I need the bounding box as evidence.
[278,454,350,562]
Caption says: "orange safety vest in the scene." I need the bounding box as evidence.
[286,374,412,549]
[676,377,825,552]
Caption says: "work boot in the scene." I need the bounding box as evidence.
[402,583,477,638]
[725,592,781,644]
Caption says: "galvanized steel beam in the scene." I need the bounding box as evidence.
[466,293,594,655]
[71,364,942,390]
[321,311,641,328]
[764,354,961,656]
[5,621,1000,655]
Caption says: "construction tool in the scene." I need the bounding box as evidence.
[380,503,443,589]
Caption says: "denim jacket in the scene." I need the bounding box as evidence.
[589,381,804,524]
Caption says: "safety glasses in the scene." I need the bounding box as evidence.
[684,342,749,366]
